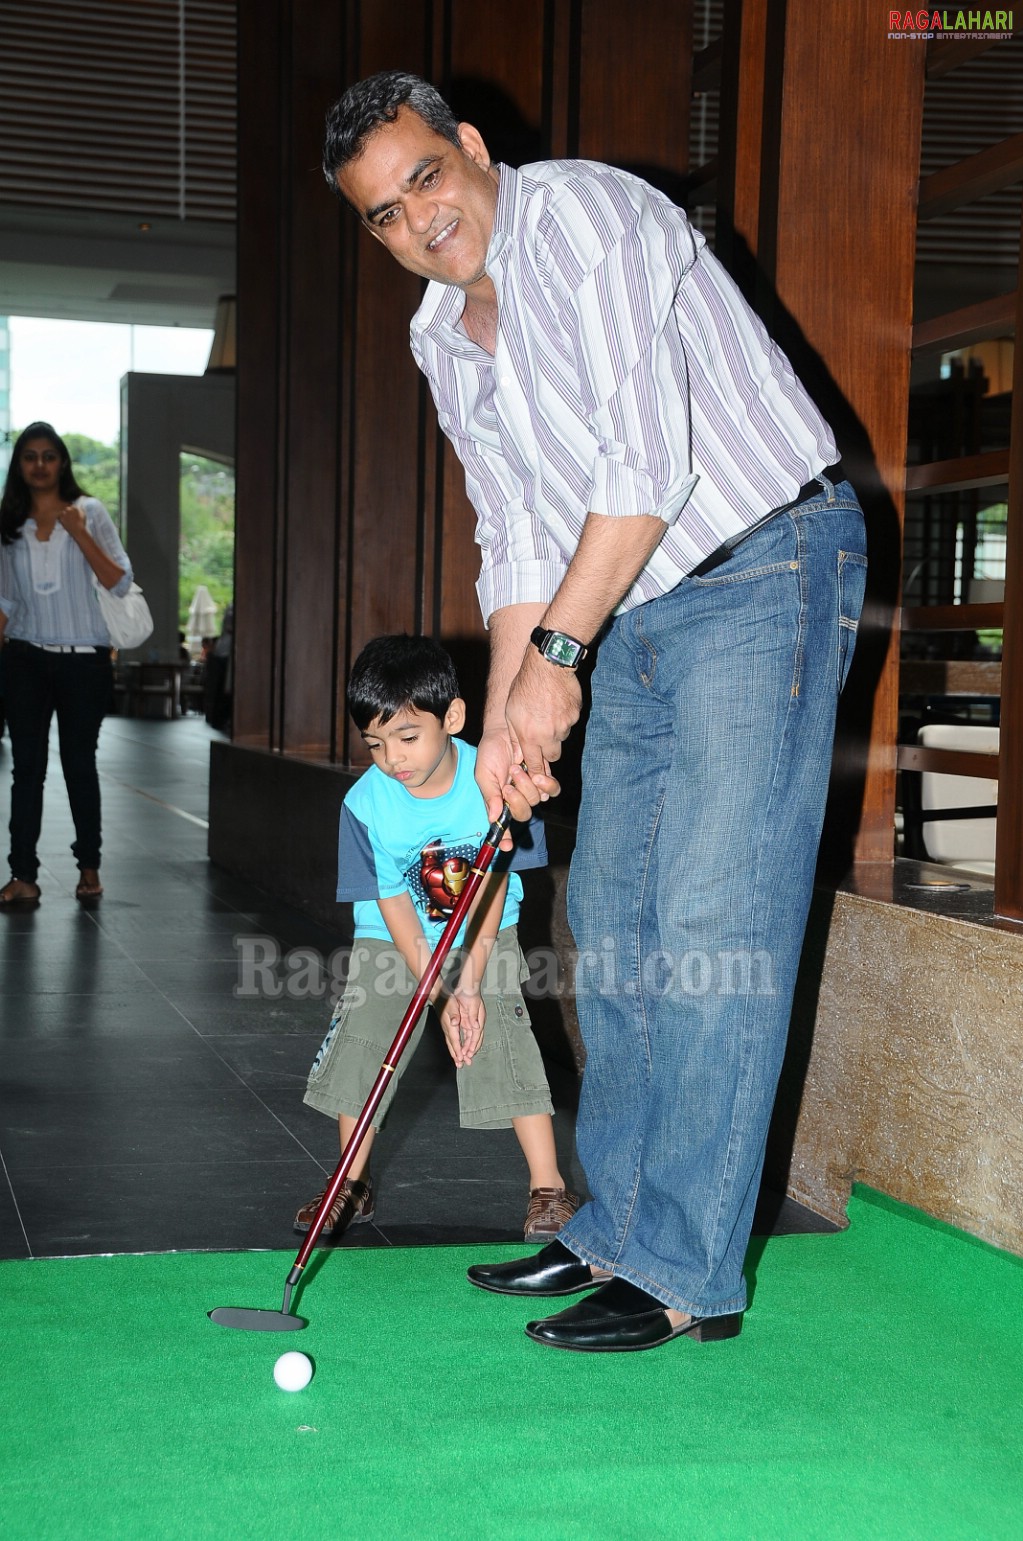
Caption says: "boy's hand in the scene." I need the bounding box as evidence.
[438,993,486,1067]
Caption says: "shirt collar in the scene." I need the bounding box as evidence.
[486,161,518,271]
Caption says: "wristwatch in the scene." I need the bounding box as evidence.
[530,626,589,670]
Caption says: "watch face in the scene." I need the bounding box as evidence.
[546,633,583,667]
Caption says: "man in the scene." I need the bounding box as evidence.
[323,71,867,1352]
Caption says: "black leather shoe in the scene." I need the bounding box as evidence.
[524,1278,744,1352]
[467,1239,613,1297]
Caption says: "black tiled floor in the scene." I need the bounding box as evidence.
[0,714,832,1260]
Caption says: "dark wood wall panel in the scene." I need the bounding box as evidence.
[346,245,428,636]
[233,4,284,745]
[448,0,548,134]
[576,4,692,169]
[280,2,345,756]
[338,2,433,765]
[436,0,552,705]
[716,0,768,279]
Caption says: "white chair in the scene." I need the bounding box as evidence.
[918,722,999,876]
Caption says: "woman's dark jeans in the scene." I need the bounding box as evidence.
[3,641,113,882]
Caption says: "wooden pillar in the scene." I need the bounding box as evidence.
[995,210,1023,919]
[720,0,926,868]
[233,1,286,748]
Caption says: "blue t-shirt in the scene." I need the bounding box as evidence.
[337,738,547,944]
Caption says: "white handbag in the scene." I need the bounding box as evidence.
[80,498,155,651]
[94,577,154,650]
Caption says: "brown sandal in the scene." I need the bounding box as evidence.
[293,1178,375,1236]
[0,879,41,908]
[75,870,103,900]
[524,1187,581,1239]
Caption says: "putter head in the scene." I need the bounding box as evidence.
[208,1306,308,1332]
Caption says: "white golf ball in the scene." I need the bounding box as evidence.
[273,1351,313,1392]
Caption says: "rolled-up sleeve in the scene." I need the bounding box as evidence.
[470,490,570,623]
[430,402,571,623]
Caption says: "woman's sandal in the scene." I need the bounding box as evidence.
[75,870,104,900]
[0,879,42,909]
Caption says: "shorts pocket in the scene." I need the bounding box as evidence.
[307,993,353,1083]
[492,992,550,1096]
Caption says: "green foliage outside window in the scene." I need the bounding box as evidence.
[179,454,234,631]
[37,433,234,636]
[64,433,120,521]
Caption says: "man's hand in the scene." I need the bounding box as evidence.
[477,516,665,831]
[506,646,581,783]
[438,993,486,1067]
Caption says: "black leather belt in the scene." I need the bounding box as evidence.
[4,638,109,655]
[689,471,837,579]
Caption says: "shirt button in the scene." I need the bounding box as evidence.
[500,375,511,387]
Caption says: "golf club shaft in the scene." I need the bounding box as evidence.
[288,805,513,1283]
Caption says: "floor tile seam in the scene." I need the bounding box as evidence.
[95,971,337,1171]
[0,1230,524,1260]
[0,1082,323,1105]
[97,723,214,769]
[2,1156,331,1173]
[92,943,255,955]
[0,986,161,998]
[98,774,210,829]
[0,1241,403,1261]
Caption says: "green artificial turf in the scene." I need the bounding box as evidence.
[1,1187,1021,1540]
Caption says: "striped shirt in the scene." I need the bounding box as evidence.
[410,159,837,623]
[0,497,133,646]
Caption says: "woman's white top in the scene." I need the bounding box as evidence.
[0,497,133,646]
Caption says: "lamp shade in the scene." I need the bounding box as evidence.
[187,585,219,637]
[206,295,236,372]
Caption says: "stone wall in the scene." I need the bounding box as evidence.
[770,889,1023,1255]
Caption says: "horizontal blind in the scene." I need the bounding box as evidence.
[0,0,236,222]
[918,37,1023,267]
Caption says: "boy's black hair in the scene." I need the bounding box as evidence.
[347,634,461,731]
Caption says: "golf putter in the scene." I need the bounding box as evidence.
[210,803,513,1330]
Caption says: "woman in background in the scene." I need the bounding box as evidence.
[0,422,132,905]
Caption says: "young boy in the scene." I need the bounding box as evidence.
[295,634,578,1241]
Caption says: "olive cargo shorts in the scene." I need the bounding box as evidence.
[303,927,554,1131]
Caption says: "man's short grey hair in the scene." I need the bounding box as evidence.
[322,71,461,197]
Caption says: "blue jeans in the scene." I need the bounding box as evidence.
[559,478,867,1317]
